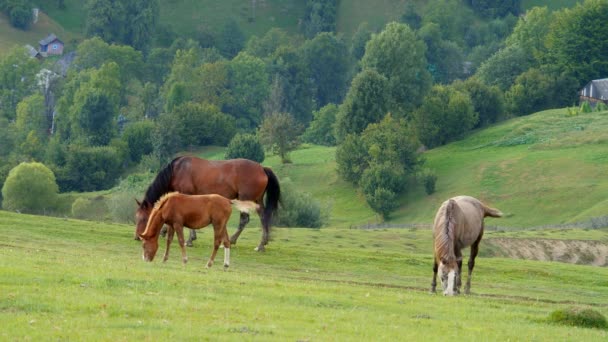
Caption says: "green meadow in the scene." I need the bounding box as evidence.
[1,210,607,340]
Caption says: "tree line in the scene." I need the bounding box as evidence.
[1,0,607,220]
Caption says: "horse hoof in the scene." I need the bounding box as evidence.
[223,264,229,270]
[186,241,193,247]
[254,245,265,252]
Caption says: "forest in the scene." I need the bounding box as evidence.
[1,0,607,220]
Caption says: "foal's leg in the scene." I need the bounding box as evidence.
[163,225,175,262]
[430,259,438,293]
[207,222,224,268]
[174,224,188,264]
[229,212,250,245]
[222,225,231,270]
[465,234,483,295]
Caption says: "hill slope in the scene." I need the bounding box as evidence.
[249,108,608,229]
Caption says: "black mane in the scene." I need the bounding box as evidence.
[140,157,182,208]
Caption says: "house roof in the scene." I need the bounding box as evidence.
[25,44,39,58]
[39,33,62,46]
[586,78,608,99]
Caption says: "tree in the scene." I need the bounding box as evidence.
[224,133,265,163]
[453,77,504,127]
[505,6,551,62]
[7,1,32,30]
[302,0,338,38]
[417,23,464,84]
[217,18,245,59]
[0,46,39,120]
[475,44,534,91]
[258,112,303,163]
[334,69,389,141]
[361,22,431,115]
[545,0,608,87]
[302,32,351,108]
[121,120,154,163]
[303,104,338,146]
[170,102,236,149]
[2,162,59,213]
[73,37,144,84]
[413,84,477,148]
[360,162,404,220]
[15,94,46,142]
[226,53,270,129]
[350,22,372,62]
[467,0,520,18]
[504,68,554,116]
[85,0,159,52]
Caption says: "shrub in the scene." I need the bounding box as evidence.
[364,187,398,220]
[580,101,592,113]
[71,196,109,221]
[224,133,265,162]
[420,169,438,195]
[548,307,607,329]
[107,191,139,223]
[58,145,122,192]
[2,162,59,214]
[595,102,608,112]
[274,181,327,228]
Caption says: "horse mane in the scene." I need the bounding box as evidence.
[435,199,457,265]
[140,192,179,238]
[140,157,184,208]
[154,191,180,210]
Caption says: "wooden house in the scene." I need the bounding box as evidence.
[39,34,64,56]
[579,78,608,106]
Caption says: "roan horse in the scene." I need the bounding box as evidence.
[431,195,502,296]
[138,192,260,268]
[135,156,280,251]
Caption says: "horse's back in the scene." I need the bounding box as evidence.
[174,157,268,201]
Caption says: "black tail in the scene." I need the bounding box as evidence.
[263,167,281,226]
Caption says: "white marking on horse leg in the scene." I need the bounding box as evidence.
[444,270,456,296]
[224,248,230,269]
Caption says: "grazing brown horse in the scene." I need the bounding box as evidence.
[135,156,280,252]
[138,192,260,268]
[431,195,502,296]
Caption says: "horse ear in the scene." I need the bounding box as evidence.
[135,198,142,207]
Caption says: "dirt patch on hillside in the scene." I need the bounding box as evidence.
[485,238,608,266]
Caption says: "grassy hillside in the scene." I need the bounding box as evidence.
[394,108,608,227]
[0,11,79,56]
[1,210,607,340]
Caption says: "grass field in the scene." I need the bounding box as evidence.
[1,210,607,340]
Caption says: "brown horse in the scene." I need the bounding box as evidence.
[135,156,280,252]
[138,192,259,268]
[431,195,502,296]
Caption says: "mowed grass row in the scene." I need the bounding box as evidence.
[1,210,607,340]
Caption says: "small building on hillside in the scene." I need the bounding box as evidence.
[25,44,42,60]
[579,78,608,106]
[39,33,64,56]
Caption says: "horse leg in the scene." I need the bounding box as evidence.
[465,235,483,295]
[430,260,438,293]
[186,229,197,247]
[222,225,231,270]
[174,224,188,264]
[255,205,269,252]
[456,259,463,294]
[163,225,175,262]
[229,212,249,245]
[207,223,223,268]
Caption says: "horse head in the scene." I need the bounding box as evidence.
[134,200,152,240]
[438,258,459,296]
[140,235,159,262]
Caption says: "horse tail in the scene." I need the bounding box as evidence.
[437,199,457,265]
[482,203,503,218]
[231,199,260,214]
[263,167,281,223]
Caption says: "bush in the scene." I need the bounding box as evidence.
[580,101,592,113]
[364,187,398,220]
[71,196,109,221]
[548,307,607,329]
[57,145,122,192]
[274,181,327,228]
[302,104,338,146]
[420,169,438,195]
[224,133,265,162]
[107,191,139,223]
[2,162,59,214]
[595,102,608,112]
